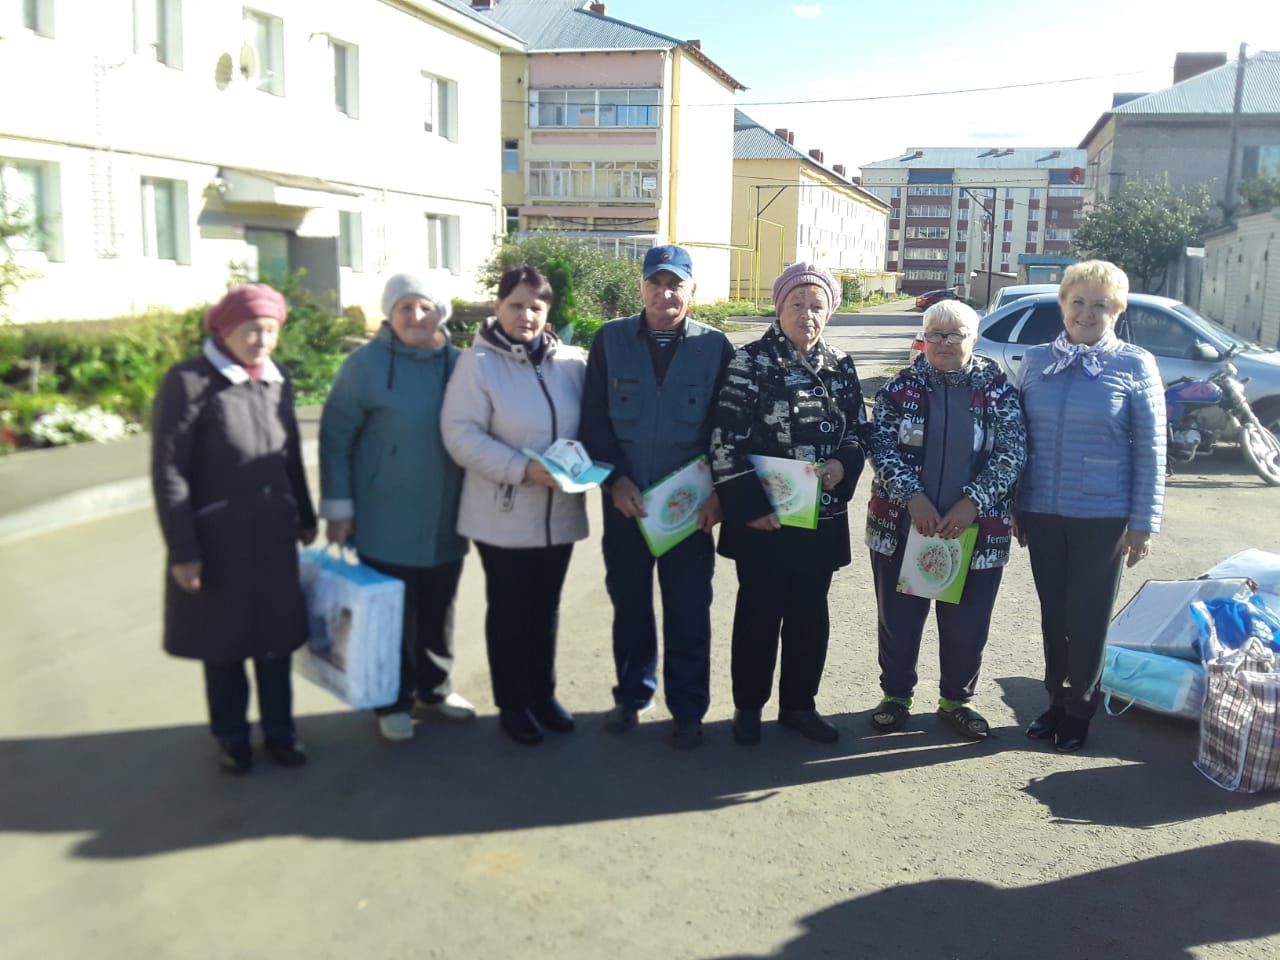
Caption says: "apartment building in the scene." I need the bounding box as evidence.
[0,0,521,322]
[731,112,888,300]
[859,148,1087,299]
[478,0,743,299]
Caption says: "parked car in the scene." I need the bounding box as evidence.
[974,292,1280,437]
[914,288,958,311]
[984,283,1059,315]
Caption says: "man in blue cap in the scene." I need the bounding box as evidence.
[579,244,735,749]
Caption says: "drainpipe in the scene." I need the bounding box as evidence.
[667,48,680,243]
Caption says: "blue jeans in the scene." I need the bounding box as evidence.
[602,502,714,723]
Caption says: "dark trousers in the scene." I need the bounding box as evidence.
[602,504,714,723]
[731,549,834,713]
[360,556,464,715]
[1022,512,1128,721]
[203,657,294,746]
[475,542,573,712]
[870,545,1004,703]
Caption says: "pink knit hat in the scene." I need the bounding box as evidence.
[204,284,287,338]
[772,262,841,320]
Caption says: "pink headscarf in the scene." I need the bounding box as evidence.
[204,284,287,339]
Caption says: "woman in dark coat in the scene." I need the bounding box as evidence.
[151,283,317,774]
[709,263,866,746]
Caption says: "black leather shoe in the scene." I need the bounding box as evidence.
[532,699,575,733]
[264,739,308,767]
[1054,716,1089,753]
[732,709,762,745]
[500,709,544,746]
[217,741,252,775]
[778,709,839,744]
[1026,706,1064,741]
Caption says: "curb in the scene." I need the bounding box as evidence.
[0,439,320,546]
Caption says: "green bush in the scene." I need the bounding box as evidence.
[840,276,864,306]
[690,300,768,328]
[542,256,579,334]
[482,234,644,321]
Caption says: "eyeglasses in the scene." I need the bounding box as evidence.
[922,331,969,344]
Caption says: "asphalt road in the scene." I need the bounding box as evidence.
[3,301,1279,959]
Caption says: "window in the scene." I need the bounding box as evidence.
[955,229,967,241]
[904,269,947,281]
[1028,188,1042,199]
[424,213,459,273]
[528,160,659,201]
[1242,145,1280,179]
[422,72,457,141]
[1026,207,1039,221]
[1016,303,1064,345]
[331,38,358,118]
[890,186,901,198]
[504,206,519,236]
[904,204,949,218]
[907,184,952,196]
[338,210,362,270]
[243,8,283,96]
[1048,186,1085,197]
[529,88,661,128]
[133,0,182,67]
[1000,262,1010,272]
[1121,305,1201,358]
[902,247,948,261]
[1001,230,1012,243]
[140,176,188,262]
[1,158,59,257]
[502,140,519,174]
[905,225,949,239]
[1044,228,1077,242]
[19,0,53,36]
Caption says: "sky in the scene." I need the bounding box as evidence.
[598,0,1279,175]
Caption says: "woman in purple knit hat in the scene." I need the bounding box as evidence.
[151,283,317,774]
[709,263,867,746]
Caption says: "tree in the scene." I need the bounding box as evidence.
[0,190,36,316]
[1239,175,1280,215]
[1073,178,1215,293]
[482,234,643,321]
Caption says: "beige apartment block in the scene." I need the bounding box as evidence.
[0,0,521,322]
[860,148,1086,301]
[731,112,889,302]
[479,0,742,301]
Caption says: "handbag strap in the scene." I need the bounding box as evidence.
[1103,691,1137,717]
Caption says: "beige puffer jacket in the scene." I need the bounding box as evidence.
[441,320,589,548]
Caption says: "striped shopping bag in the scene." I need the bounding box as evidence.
[1195,638,1280,793]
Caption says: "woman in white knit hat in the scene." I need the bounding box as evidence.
[319,272,475,742]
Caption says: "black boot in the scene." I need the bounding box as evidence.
[500,708,544,746]
[1026,706,1064,741]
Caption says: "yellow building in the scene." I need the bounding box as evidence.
[731,112,890,302]
[479,0,744,300]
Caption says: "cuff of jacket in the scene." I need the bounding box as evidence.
[960,482,989,515]
[716,471,774,524]
[832,446,865,502]
[319,498,354,520]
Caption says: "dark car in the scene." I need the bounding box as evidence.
[914,288,958,311]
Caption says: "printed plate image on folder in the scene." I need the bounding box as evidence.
[522,438,613,493]
[748,454,821,530]
[896,524,978,604]
[638,456,713,557]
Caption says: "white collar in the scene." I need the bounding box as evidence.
[203,338,284,384]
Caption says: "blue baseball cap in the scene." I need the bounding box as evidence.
[642,244,694,282]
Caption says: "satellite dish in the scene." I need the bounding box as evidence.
[214,52,234,90]
[238,43,259,82]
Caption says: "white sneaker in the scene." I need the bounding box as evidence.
[412,691,477,721]
[378,712,414,742]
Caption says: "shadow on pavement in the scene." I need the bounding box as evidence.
[706,840,1280,960]
[996,676,1267,828]
[2,708,1010,859]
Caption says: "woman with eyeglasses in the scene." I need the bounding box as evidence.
[1014,260,1165,753]
[865,299,1026,740]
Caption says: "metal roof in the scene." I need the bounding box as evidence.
[861,147,1086,169]
[428,0,526,44]
[1112,52,1280,115]
[480,0,744,89]
[733,112,888,209]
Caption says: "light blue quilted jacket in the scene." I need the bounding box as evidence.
[1016,341,1166,532]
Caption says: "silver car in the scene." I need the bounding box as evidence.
[975,292,1280,436]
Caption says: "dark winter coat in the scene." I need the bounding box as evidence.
[709,323,867,570]
[151,341,317,663]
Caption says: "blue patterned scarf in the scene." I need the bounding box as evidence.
[1042,329,1121,380]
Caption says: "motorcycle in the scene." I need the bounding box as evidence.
[1165,352,1280,486]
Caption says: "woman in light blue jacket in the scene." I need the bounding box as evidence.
[1015,260,1166,753]
[319,274,472,743]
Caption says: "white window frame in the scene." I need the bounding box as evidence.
[424,213,459,274]
[13,0,53,36]
[330,37,358,118]
[504,206,519,236]
[422,72,458,142]
[1,157,61,260]
[528,88,661,129]
[527,160,659,201]
[243,7,284,97]
[338,210,363,271]
[140,176,190,263]
[133,0,183,68]
[503,139,519,174]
